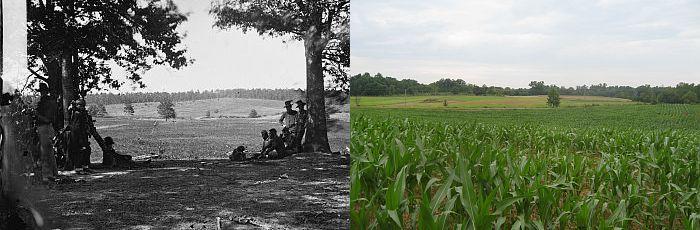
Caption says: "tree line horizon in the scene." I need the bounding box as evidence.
[80,88,350,106]
[350,72,700,104]
[83,88,304,105]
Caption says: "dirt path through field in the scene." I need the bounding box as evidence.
[95,124,129,130]
[37,152,350,229]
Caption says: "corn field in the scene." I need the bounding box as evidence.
[351,108,700,229]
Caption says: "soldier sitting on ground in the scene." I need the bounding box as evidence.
[228,146,246,161]
[261,130,269,146]
[251,130,270,159]
[257,128,293,159]
[102,137,136,167]
[280,127,293,148]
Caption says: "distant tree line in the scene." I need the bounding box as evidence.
[350,73,700,104]
[85,88,306,105]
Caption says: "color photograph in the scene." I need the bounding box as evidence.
[350,0,699,229]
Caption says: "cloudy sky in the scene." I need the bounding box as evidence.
[351,0,700,88]
[112,0,306,92]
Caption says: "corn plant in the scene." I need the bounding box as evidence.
[351,105,700,229]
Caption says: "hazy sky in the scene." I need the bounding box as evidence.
[351,0,700,88]
[3,1,306,93]
[2,0,28,93]
[110,0,306,92]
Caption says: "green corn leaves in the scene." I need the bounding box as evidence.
[385,165,408,228]
[351,107,700,229]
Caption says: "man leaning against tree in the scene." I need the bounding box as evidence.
[35,83,58,181]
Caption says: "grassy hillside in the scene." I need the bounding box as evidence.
[88,117,350,162]
[352,95,637,109]
[101,97,288,119]
[87,97,351,162]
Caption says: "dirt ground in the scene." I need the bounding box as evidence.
[36,152,349,229]
[4,113,351,229]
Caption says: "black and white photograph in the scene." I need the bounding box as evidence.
[1,0,349,229]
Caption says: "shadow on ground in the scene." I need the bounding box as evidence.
[38,152,350,229]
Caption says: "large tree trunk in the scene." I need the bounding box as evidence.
[302,25,331,153]
[0,108,25,223]
[40,57,63,96]
[60,52,76,127]
[41,57,64,130]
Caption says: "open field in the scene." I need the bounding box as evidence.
[28,97,350,229]
[351,100,700,229]
[353,104,700,131]
[87,115,349,163]
[87,97,350,162]
[352,95,638,109]
[102,97,289,118]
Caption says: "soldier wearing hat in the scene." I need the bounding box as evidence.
[35,83,58,180]
[292,100,308,152]
[65,98,93,173]
[279,100,299,129]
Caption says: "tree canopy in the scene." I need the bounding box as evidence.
[547,88,561,108]
[157,98,176,120]
[210,0,349,153]
[210,0,349,92]
[85,88,304,105]
[27,0,192,94]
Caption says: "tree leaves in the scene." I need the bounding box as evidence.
[210,0,349,92]
[27,0,192,92]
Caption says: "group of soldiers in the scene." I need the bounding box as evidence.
[35,83,110,178]
[36,83,93,176]
[244,100,308,160]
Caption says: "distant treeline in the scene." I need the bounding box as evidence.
[350,73,700,104]
[85,88,305,105]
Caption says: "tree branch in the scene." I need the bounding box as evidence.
[27,67,49,82]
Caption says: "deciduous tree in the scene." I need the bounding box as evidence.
[681,91,698,104]
[211,0,349,153]
[547,88,561,108]
[27,0,192,126]
[123,102,135,115]
[157,99,176,120]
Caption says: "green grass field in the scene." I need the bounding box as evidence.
[351,96,700,229]
[352,95,637,109]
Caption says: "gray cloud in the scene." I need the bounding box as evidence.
[351,0,700,87]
